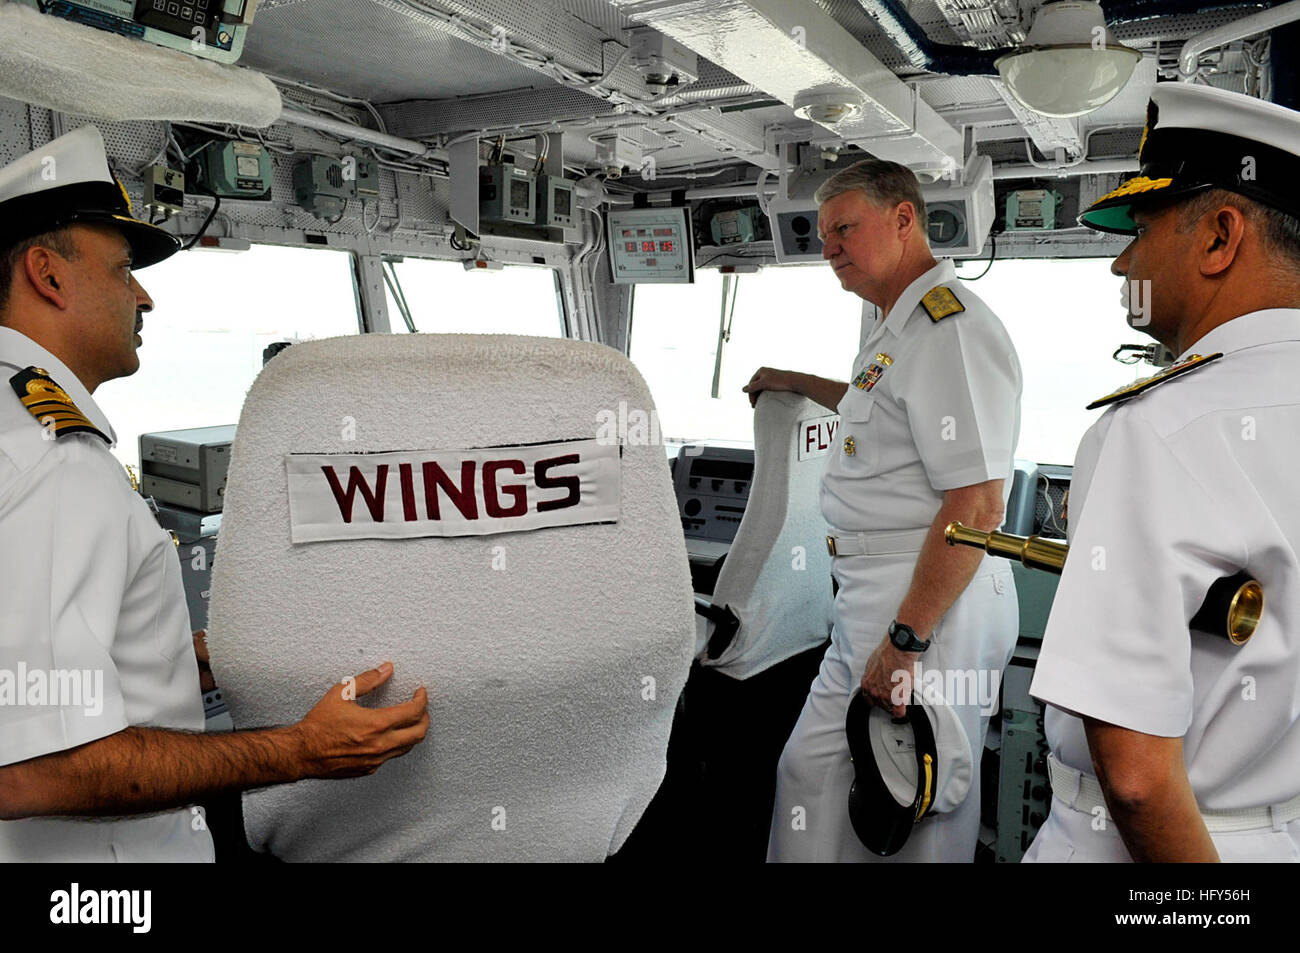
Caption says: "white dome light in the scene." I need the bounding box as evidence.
[995,1,1142,118]
[793,90,865,125]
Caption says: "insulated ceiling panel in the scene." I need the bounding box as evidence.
[1111,8,1273,46]
[914,75,1003,110]
[241,0,549,102]
[816,0,972,71]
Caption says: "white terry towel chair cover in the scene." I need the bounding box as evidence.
[206,333,695,861]
[697,391,836,679]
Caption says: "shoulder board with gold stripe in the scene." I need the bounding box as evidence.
[1086,352,1224,410]
[8,366,109,444]
[920,285,965,322]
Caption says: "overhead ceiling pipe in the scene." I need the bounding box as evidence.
[854,0,1012,75]
[992,156,1139,177]
[1177,0,1300,76]
[279,105,433,157]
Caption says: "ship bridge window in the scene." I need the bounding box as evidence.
[962,257,1143,466]
[95,243,359,469]
[630,257,1144,467]
[629,265,860,447]
[381,258,563,336]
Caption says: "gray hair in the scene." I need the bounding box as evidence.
[814,158,928,230]
[1176,188,1300,271]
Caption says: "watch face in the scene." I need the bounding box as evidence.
[891,622,925,651]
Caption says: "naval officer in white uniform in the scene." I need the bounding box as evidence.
[0,126,429,861]
[746,158,1022,862]
[1025,83,1300,862]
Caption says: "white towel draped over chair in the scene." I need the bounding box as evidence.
[207,333,694,861]
[697,391,836,679]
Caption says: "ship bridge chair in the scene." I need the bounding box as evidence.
[694,390,836,678]
[675,391,837,860]
[207,333,694,862]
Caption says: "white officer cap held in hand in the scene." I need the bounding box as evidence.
[0,125,180,267]
[846,684,973,856]
[1082,83,1300,235]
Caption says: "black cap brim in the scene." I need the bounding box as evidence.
[0,181,181,269]
[86,213,182,269]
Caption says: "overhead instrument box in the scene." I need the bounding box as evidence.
[479,163,536,224]
[607,206,694,284]
[19,0,260,64]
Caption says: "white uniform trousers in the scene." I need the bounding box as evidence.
[1025,790,1300,862]
[767,551,1018,862]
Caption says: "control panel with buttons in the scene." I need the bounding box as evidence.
[135,0,219,39]
[20,0,255,63]
[673,445,754,544]
[993,650,1049,862]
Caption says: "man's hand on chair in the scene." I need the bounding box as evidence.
[742,366,796,407]
[289,662,430,779]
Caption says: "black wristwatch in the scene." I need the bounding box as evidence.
[888,620,930,653]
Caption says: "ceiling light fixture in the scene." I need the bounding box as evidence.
[995,1,1142,118]
[793,90,865,125]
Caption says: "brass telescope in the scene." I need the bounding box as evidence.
[944,522,1263,646]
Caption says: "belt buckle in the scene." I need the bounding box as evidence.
[826,535,837,557]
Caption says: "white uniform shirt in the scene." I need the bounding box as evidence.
[1031,309,1300,812]
[819,260,1022,532]
[0,327,212,861]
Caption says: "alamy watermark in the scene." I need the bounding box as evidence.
[0,665,104,716]
[50,883,150,934]
[890,661,1001,716]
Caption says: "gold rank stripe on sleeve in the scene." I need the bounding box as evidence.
[920,285,965,322]
[7,366,110,444]
[1085,352,1224,410]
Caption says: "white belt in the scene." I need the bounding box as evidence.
[1047,753,1300,834]
[826,528,930,558]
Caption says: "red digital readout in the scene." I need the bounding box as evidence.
[659,240,674,252]
[625,241,637,253]
[641,241,656,252]
[653,228,674,236]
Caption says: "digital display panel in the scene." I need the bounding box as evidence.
[606,207,694,284]
[510,178,531,210]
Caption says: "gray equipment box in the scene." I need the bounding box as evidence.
[139,425,237,513]
[535,173,576,229]
[479,163,536,224]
